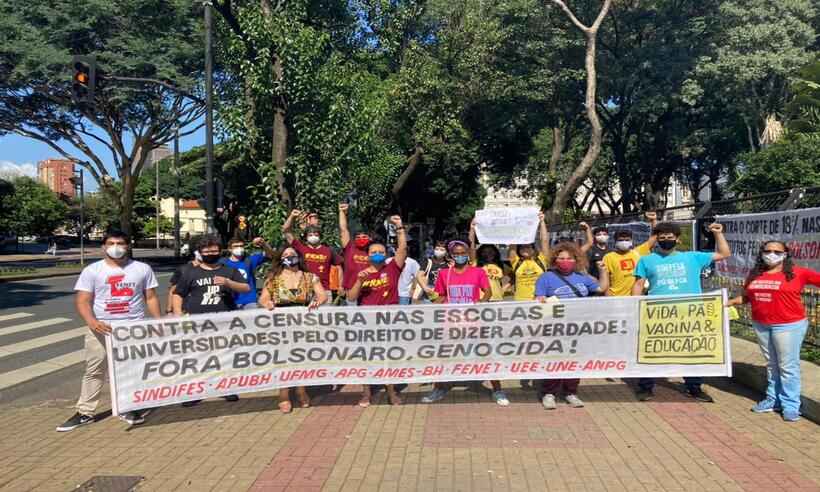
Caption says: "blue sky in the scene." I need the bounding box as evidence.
[0,125,209,192]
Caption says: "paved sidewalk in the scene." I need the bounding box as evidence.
[0,379,818,492]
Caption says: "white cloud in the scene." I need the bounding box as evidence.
[0,160,38,179]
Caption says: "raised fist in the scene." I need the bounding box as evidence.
[708,222,724,234]
[290,209,302,218]
[339,203,349,213]
[389,215,403,228]
[579,221,590,231]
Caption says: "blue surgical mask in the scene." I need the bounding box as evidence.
[370,253,386,265]
[453,255,470,266]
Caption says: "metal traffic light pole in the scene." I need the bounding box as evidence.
[204,1,216,234]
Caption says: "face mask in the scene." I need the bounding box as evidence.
[370,252,386,265]
[555,259,576,274]
[615,240,633,252]
[595,234,609,244]
[231,247,245,258]
[354,237,370,249]
[763,252,785,266]
[306,235,320,245]
[658,239,677,251]
[105,245,127,259]
[282,256,300,267]
[433,248,447,258]
[453,255,470,266]
[201,254,221,265]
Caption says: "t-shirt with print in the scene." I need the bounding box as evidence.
[174,264,246,314]
[390,257,420,298]
[434,266,490,304]
[745,267,820,325]
[634,251,714,296]
[74,259,159,322]
[602,242,652,296]
[291,239,340,290]
[421,258,449,289]
[358,260,403,306]
[221,253,268,305]
[535,271,599,299]
[480,263,505,301]
[342,242,371,290]
[587,245,610,278]
[511,253,548,301]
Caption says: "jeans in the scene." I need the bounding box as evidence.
[542,378,579,395]
[754,319,808,414]
[399,297,412,305]
[638,376,703,392]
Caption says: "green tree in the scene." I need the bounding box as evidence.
[1,177,69,237]
[140,216,174,238]
[732,134,820,195]
[0,0,205,236]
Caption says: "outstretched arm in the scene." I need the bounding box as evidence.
[282,209,301,244]
[579,222,593,253]
[391,215,407,269]
[339,203,351,248]
[469,219,478,262]
[709,223,731,261]
[538,211,549,257]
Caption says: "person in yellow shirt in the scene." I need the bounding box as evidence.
[507,212,550,301]
[602,212,658,296]
[469,221,509,301]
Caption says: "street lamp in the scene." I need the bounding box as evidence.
[173,126,181,258]
[204,0,216,234]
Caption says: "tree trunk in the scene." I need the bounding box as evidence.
[548,126,563,176]
[119,174,137,238]
[546,0,612,224]
[391,144,424,200]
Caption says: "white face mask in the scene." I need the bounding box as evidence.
[615,240,633,252]
[595,234,609,244]
[231,247,245,258]
[763,252,785,266]
[434,248,446,258]
[306,235,320,245]
[105,245,127,259]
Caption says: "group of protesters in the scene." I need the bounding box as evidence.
[56,204,820,432]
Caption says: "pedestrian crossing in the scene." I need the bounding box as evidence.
[0,312,86,391]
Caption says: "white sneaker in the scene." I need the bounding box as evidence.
[565,394,585,408]
[493,391,510,406]
[421,388,448,403]
[541,394,557,410]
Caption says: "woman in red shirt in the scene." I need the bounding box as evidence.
[347,215,407,407]
[729,241,820,422]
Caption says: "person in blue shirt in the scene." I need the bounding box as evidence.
[535,241,609,410]
[221,237,275,309]
[631,221,731,402]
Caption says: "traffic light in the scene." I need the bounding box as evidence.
[71,55,96,104]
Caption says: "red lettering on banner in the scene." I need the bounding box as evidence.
[132,382,206,403]
[279,368,328,382]
[335,367,368,378]
[544,361,579,372]
[510,361,540,373]
[372,367,416,378]
[451,363,496,375]
[215,374,273,390]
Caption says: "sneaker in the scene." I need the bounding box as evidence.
[541,394,557,410]
[56,412,94,432]
[181,399,202,407]
[687,388,715,403]
[492,391,510,407]
[783,410,801,422]
[421,388,448,403]
[565,394,585,408]
[636,389,654,402]
[120,411,145,426]
[751,398,780,413]
[224,395,239,402]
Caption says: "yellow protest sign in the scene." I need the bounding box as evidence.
[637,296,725,365]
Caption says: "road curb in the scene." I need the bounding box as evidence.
[0,258,186,283]
[0,270,83,283]
[729,335,820,424]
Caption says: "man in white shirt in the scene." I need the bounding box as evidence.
[56,231,162,432]
[390,255,420,305]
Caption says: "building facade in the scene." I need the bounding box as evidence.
[37,159,75,198]
[159,198,207,236]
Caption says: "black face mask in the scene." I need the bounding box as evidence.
[201,254,221,265]
[282,256,300,267]
[658,239,677,251]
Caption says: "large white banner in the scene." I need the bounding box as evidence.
[716,208,820,279]
[475,207,540,245]
[107,293,731,414]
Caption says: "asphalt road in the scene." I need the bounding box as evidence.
[0,265,177,407]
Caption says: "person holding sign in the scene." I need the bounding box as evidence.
[259,247,327,413]
[57,231,161,432]
[535,241,609,410]
[508,212,550,301]
[728,241,820,422]
[631,221,730,402]
[420,241,511,405]
[347,215,407,407]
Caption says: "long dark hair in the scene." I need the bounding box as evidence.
[476,244,502,267]
[266,246,309,282]
[744,241,795,287]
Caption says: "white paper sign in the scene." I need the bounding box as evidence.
[475,207,540,245]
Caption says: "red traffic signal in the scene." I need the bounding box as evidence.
[71,56,96,104]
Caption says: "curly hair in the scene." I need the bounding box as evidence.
[548,241,588,273]
[744,241,794,287]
